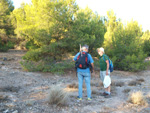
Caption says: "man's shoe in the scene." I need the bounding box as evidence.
[100,92,109,96]
[104,94,111,98]
[77,96,82,100]
[87,97,92,101]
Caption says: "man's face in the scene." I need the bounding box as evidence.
[86,48,88,52]
[98,50,103,56]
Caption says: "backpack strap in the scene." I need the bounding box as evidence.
[103,54,109,62]
[77,52,88,64]
[103,55,105,61]
[77,53,81,60]
[83,52,88,65]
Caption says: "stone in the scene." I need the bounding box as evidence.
[12,110,18,113]
[0,62,5,65]
[26,100,35,106]
[143,107,150,112]
[3,57,7,61]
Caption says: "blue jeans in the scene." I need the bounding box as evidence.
[77,72,91,98]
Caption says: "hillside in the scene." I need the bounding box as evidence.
[0,50,150,113]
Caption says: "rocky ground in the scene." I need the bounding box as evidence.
[0,49,150,113]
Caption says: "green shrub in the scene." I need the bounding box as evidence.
[0,46,9,52]
[104,20,148,72]
[116,51,148,71]
[13,1,105,68]
[0,39,14,52]
[113,52,148,72]
[22,49,43,61]
[143,40,150,56]
[20,59,74,74]
[93,58,100,68]
[25,40,39,50]
[7,41,15,49]
[141,31,150,56]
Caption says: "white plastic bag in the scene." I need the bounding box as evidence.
[103,76,111,88]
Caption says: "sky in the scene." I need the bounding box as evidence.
[12,0,150,31]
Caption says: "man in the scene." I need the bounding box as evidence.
[97,47,111,98]
[73,45,94,100]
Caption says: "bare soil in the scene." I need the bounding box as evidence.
[0,50,150,113]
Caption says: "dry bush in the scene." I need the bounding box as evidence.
[146,92,150,104]
[92,80,104,88]
[128,80,141,86]
[92,88,99,95]
[90,80,100,87]
[0,95,9,102]
[47,86,69,106]
[146,92,150,98]
[97,81,103,88]
[128,91,147,105]
[111,86,117,96]
[91,81,96,86]
[136,78,145,82]
[123,88,131,93]
[111,80,115,86]
[67,83,86,89]
[67,83,78,89]
[115,82,125,87]
[128,81,137,86]
[111,81,124,87]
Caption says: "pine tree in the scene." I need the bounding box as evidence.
[0,0,14,51]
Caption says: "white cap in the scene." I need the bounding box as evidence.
[98,47,104,53]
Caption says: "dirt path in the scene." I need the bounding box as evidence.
[0,50,150,113]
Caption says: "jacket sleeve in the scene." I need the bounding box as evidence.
[73,52,80,61]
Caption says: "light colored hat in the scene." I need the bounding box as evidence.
[97,47,104,53]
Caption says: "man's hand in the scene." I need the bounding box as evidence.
[91,63,94,73]
[106,60,109,76]
[106,71,108,75]
[91,69,93,73]
[91,70,95,76]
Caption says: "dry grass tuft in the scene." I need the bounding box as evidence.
[128,91,147,105]
[111,80,124,87]
[0,95,9,102]
[146,92,150,98]
[92,88,99,95]
[128,80,141,86]
[67,83,78,89]
[66,83,86,89]
[110,86,117,96]
[99,82,103,87]
[111,80,115,86]
[115,82,125,87]
[47,86,69,106]
[90,81,96,86]
[146,92,150,104]
[123,88,131,93]
[91,80,101,87]
[136,78,145,82]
